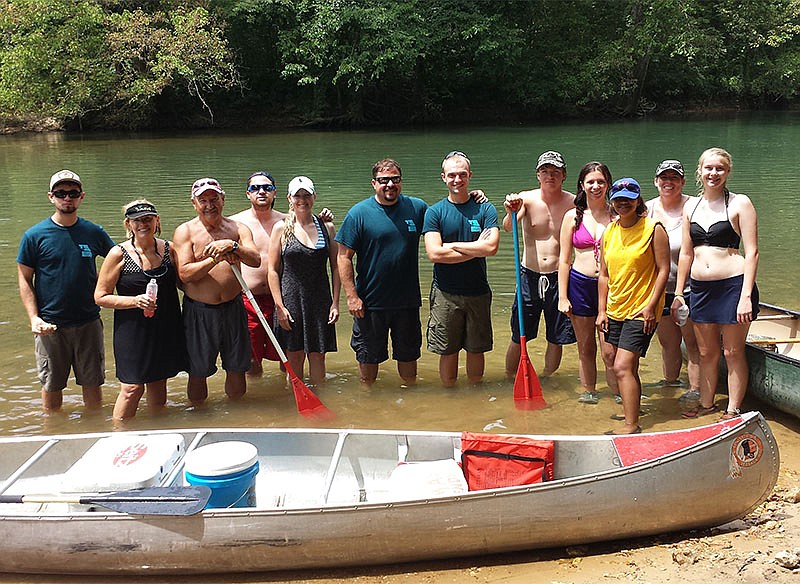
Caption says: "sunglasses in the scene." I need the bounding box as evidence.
[51,189,82,199]
[444,150,468,159]
[192,179,220,189]
[374,175,402,185]
[247,183,276,193]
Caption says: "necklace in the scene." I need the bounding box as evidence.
[129,235,162,269]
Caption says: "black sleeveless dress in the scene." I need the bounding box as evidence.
[274,217,337,354]
[113,242,188,384]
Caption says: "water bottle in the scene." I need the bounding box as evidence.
[143,278,158,318]
[676,303,689,327]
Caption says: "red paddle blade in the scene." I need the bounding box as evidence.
[284,362,335,421]
[290,376,335,420]
[513,338,546,410]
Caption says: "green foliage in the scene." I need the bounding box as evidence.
[0,0,238,129]
[3,0,800,130]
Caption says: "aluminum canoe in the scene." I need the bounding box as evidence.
[743,302,800,419]
[0,412,779,575]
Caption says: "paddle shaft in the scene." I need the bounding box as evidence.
[748,338,800,345]
[511,211,527,339]
[0,486,211,516]
[231,265,289,364]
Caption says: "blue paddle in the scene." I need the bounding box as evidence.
[511,210,546,410]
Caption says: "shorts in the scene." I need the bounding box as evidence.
[426,286,493,355]
[567,268,599,317]
[604,318,655,357]
[351,308,422,364]
[241,293,281,362]
[689,275,759,325]
[35,318,105,392]
[511,267,576,345]
[183,296,251,377]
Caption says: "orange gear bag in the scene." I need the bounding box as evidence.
[460,432,554,491]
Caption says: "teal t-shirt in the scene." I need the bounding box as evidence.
[422,197,499,296]
[335,194,428,310]
[17,217,114,326]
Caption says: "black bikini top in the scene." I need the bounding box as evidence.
[688,198,740,249]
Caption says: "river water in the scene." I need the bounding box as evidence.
[0,116,799,581]
[0,115,798,438]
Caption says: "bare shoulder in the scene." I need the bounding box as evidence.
[172,218,197,241]
[229,208,252,223]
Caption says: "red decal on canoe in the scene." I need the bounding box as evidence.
[112,443,148,467]
[613,418,744,467]
[731,433,763,468]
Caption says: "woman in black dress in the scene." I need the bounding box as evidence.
[267,177,340,386]
[95,200,187,420]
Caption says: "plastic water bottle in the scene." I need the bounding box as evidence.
[676,303,689,327]
[143,279,158,318]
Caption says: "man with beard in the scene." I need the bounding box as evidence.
[336,159,427,386]
[173,177,260,403]
[17,170,115,411]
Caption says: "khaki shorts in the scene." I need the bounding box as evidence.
[426,286,493,355]
[35,319,105,392]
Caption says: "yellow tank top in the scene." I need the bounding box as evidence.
[603,216,664,321]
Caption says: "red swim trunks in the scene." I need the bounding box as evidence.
[241,293,281,362]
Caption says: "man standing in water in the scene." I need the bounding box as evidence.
[173,177,261,403]
[423,151,499,386]
[503,151,576,377]
[230,172,285,376]
[336,159,427,386]
[17,170,115,411]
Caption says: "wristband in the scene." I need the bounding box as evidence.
[674,294,684,298]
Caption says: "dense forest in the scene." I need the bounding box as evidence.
[2,0,800,132]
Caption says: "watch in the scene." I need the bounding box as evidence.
[231,241,239,252]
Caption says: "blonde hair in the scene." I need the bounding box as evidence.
[696,147,732,195]
[122,198,161,237]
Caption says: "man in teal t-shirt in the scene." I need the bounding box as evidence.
[336,159,427,385]
[422,151,500,387]
[17,170,114,411]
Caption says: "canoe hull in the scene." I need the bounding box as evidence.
[745,303,800,418]
[0,414,779,575]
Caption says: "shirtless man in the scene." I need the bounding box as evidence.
[230,172,285,376]
[173,177,260,403]
[503,151,576,377]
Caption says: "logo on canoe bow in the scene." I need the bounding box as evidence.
[112,443,149,467]
[731,433,763,468]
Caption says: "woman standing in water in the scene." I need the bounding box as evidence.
[646,160,701,403]
[95,200,187,420]
[557,162,618,404]
[597,178,670,435]
[672,148,759,420]
[267,176,340,386]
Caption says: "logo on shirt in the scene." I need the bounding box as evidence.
[405,220,417,232]
[78,244,92,258]
[468,219,481,233]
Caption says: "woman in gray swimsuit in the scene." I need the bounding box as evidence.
[646,160,701,406]
[672,148,759,420]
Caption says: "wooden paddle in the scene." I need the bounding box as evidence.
[748,338,800,345]
[231,265,334,421]
[0,486,211,516]
[510,210,546,410]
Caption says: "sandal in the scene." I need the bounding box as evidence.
[719,409,741,421]
[681,404,719,419]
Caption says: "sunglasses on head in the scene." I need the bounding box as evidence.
[51,189,82,199]
[247,183,276,193]
[374,175,402,185]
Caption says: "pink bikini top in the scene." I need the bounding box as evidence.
[572,221,601,263]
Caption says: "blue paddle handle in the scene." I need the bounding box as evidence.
[511,210,526,339]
